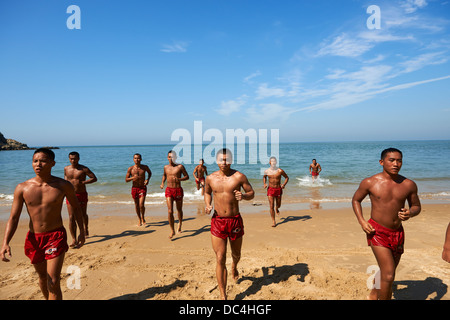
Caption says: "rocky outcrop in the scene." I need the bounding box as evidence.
[0,132,59,151]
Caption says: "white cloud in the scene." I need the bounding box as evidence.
[399,51,448,74]
[317,33,373,57]
[216,95,247,116]
[160,41,189,53]
[256,83,286,99]
[243,70,262,83]
[402,0,428,13]
[246,103,299,123]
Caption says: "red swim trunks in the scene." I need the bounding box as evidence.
[24,227,69,264]
[196,177,205,187]
[66,192,88,206]
[165,187,184,200]
[267,187,283,197]
[367,218,405,259]
[131,186,147,199]
[211,213,244,241]
[311,172,319,177]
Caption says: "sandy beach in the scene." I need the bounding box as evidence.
[0,202,449,300]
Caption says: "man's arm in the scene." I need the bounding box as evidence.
[352,179,375,235]
[234,174,254,201]
[399,181,421,221]
[125,167,134,183]
[204,177,213,214]
[83,167,98,185]
[160,167,167,189]
[442,222,450,263]
[281,170,289,188]
[263,172,268,189]
[179,165,189,181]
[64,181,85,248]
[144,166,152,186]
[1,184,25,262]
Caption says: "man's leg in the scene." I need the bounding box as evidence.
[211,235,228,300]
[268,196,276,227]
[66,204,78,247]
[32,253,65,300]
[133,198,142,226]
[230,236,243,282]
[139,195,146,225]
[175,199,183,233]
[370,245,401,300]
[81,203,89,236]
[166,197,175,239]
[275,195,282,214]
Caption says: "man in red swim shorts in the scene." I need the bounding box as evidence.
[1,148,85,300]
[126,153,152,226]
[160,150,189,239]
[205,148,254,300]
[64,151,97,245]
[25,227,69,264]
[263,156,289,227]
[352,148,421,300]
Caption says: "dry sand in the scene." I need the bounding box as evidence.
[0,202,449,300]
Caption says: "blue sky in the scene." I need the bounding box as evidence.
[1,0,449,146]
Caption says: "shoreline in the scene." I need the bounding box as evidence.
[1,203,449,300]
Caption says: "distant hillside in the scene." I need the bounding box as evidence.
[0,132,59,151]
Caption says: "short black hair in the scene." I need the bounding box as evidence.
[34,148,55,161]
[69,151,80,158]
[134,153,142,158]
[381,148,402,160]
[216,148,233,161]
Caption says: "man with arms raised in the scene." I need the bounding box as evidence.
[352,148,421,300]
[64,151,97,245]
[263,156,289,227]
[126,153,152,226]
[205,148,255,300]
[1,148,85,300]
[160,150,189,239]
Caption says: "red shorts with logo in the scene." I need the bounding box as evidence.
[267,187,283,197]
[367,218,405,259]
[66,192,88,206]
[165,187,184,200]
[131,186,147,199]
[24,227,69,264]
[211,213,244,241]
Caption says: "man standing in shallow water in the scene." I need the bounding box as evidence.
[126,153,152,226]
[205,148,254,300]
[263,156,289,227]
[160,150,189,239]
[352,148,421,300]
[1,148,85,300]
[64,151,97,245]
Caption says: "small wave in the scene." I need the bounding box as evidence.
[296,176,333,188]
[0,194,14,201]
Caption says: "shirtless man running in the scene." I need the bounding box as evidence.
[160,150,189,239]
[126,153,152,226]
[263,156,289,227]
[205,148,255,300]
[64,151,97,245]
[352,148,421,300]
[309,159,321,182]
[1,148,85,300]
[193,159,208,196]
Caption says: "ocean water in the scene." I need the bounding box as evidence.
[1,140,449,219]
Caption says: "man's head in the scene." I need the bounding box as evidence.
[216,148,233,171]
[168,150,177,164]
[133,153,142,165]
[33,148,56,176]
[380,148,403,175]
[269,156,277,167]
[69,151,80,166]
